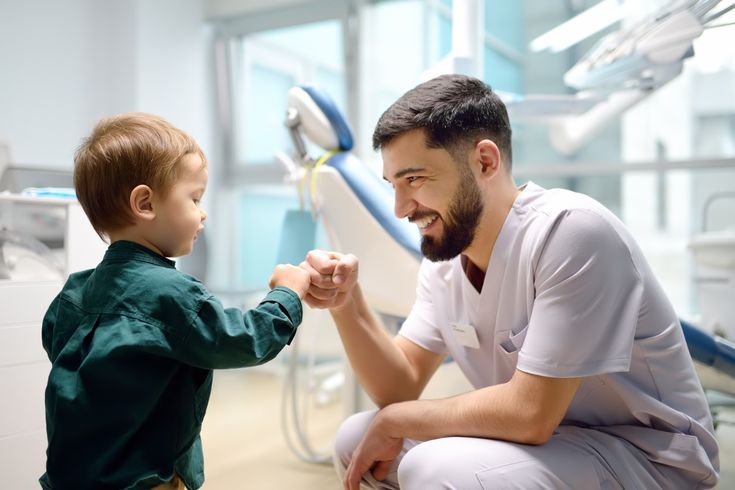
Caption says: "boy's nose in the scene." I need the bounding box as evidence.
[200,209,208,221]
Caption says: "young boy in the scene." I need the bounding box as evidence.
[40,113,310,490]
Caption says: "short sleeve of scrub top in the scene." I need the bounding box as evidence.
[400,259,448,355]
[518,208,645,378]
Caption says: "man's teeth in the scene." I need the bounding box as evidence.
[415,215,438,229]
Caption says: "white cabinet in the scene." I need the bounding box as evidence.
[0,193,105,487]
[0,280,62,488]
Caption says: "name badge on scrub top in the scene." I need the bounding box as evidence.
[451,323,480,349]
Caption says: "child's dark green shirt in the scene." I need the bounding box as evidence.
[40,240,302,490]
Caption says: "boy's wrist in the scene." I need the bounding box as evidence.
[265,286,303,323]
[270,284,297,296]
[272,283,304,299]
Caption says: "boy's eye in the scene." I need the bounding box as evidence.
[406,176,421,184]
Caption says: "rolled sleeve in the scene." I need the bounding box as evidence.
[261,286,303,327]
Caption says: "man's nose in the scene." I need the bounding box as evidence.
[393,187,416,219]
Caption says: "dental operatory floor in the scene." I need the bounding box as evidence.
[200,368,341,489]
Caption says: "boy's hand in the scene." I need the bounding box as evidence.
[299,250,358,309]
[269,264,311,299]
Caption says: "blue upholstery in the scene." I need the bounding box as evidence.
[300,85,354,152]
[681,319,735,379]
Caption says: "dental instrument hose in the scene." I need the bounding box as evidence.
[281,330,333,464]
[281,150,340,465]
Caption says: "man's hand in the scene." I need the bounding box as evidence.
[300,250,358,309]
[343,411,403,490]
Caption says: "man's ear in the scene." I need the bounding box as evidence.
[129,184,156,222]
[474,139,502,178]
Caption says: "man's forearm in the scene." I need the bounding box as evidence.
[373,386,536,445]
[374,371,581,445]
[330,284,425,407]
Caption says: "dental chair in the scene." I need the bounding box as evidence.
[280,84,735,430]
[281,85,421,319]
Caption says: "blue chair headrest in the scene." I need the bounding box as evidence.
[300,85,354,152]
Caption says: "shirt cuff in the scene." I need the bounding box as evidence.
[263,286,303,327]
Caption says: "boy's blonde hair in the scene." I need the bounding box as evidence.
[74,112,207,236]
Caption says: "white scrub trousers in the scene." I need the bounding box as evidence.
[334,410,695,489]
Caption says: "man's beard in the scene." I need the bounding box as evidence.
[421,172,484,262]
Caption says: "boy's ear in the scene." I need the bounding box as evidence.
[129,185,156,221]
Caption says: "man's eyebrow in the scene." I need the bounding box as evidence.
[383,166,426,182]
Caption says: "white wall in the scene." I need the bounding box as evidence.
[135,0,215,161]
[0,0,214,169]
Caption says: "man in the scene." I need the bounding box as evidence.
[301,74,719,489]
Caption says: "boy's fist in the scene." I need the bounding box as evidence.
[269,264,311,299]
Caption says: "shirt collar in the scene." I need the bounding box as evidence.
[104,240,177,269]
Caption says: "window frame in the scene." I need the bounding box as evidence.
[208,0,358,291]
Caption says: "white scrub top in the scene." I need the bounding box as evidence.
[399,182,718,484]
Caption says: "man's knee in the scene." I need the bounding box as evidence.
[398,435,624,490]
[396,438,477,489]
[333,410,378,476]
